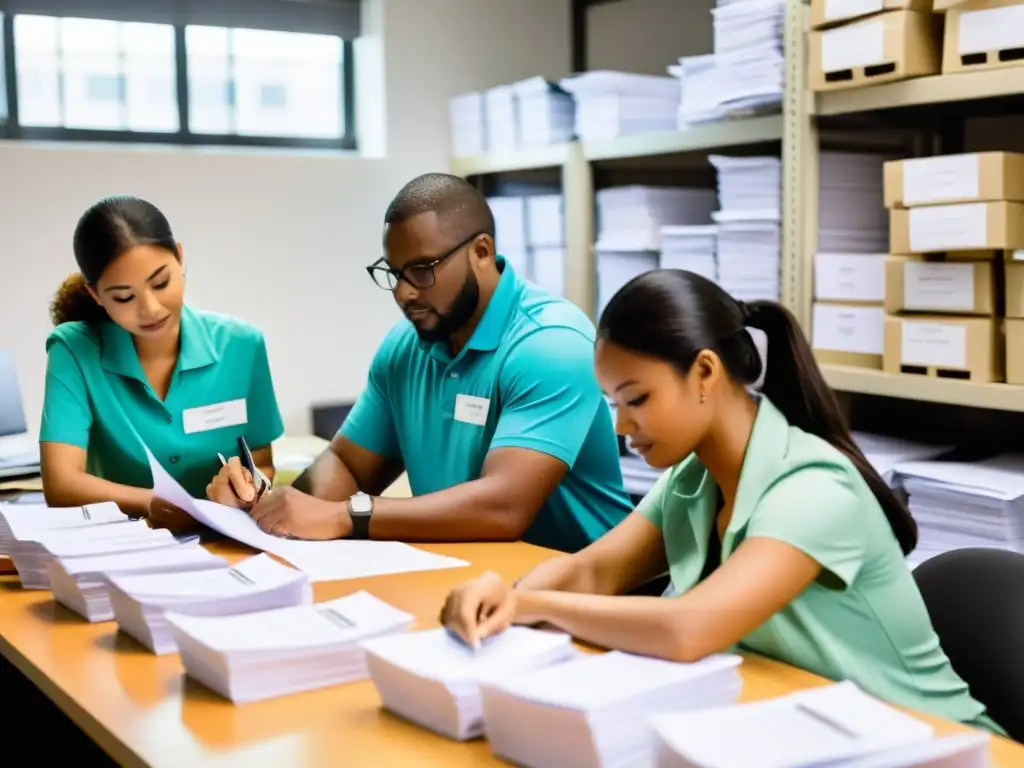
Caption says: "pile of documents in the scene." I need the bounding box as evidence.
[708,0,786,116]
[481,651,743,768]
[514,77,575,148]
[448,91,486,157]
[819,152,891,254]
[49,542,228,622]
[651,681,989,767]
[0,501,129,555]
[108,554,312,654]
[893,455,1024,568]
[489,195,530,276]
[673,55,724,127]
[8,521,179,590]
[710,155,782,302]
[560,71,680,142]
[659,225,718,283]
[166,591,414,703]
[851,432,951,487]
[363,627,577,741]
[526,194,566,297]
[485,85,518,154]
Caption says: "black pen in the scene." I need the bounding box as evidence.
[235,436,269,502]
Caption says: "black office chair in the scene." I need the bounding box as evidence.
[913,548,1024,742]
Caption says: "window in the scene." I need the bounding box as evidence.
[0,4,357,150]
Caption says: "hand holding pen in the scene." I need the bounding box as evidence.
[205,437,270,510]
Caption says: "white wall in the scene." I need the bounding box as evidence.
[0,0,570,436]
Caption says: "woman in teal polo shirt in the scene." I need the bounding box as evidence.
[441,269,1004,735]
[40,195,284,528]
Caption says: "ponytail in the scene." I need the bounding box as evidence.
[744,301,918,555]
[50,273,110,327]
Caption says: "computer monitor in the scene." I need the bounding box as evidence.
[0,350,29,439]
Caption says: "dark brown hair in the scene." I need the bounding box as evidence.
[51,196,177,326]
[598,269,917,555]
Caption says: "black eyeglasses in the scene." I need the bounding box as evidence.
[366,232,484,291]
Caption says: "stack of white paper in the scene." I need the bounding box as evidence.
[710,155,782,301]
[363,627,577,741]
[0,501,130,555]
[651,681,986,768]
[674,55,726,127]
[48,543,228,622]
[561,71,680,142]
[482,651,744,768]
[513,77,575,147]
[489,195,529,276]
[485,85,517,154]
[891,455,1024,567]
[525,193,566,296]
[108,553,312,654]
[819,152,890,253]
[9,521,179,589]
[449,91,486,156]
[709,0,786,117]
[166,591,414,703]
[659,225,718,282]
[851,432,952,487]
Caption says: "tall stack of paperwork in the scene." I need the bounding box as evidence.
[819,152,890,254]
[711,155,782,301]
[484,85,517,154]
[514,77,575,147]
[526,194,566,296]
[659,226,718,283]
[449,92,486,156]
[674,55,724,127]
[489,196,529,276]
[561,71,680,142]
[0,502,128,554]
[596,186,717,316]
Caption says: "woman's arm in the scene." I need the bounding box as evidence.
[40,442,152,515]
[515,510,669,595]
[513,537,822,662]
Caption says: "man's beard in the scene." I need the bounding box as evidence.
[407,271,480,343]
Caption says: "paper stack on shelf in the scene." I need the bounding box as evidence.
[48,543,228,623]
[449,91,486,157]
[109,553,313,654]
[513,77,575,147]
[673,55,726,127]
[709,0,786,116]
[651,681,984,768]
[851,432,952,486]
[560,71,680,142]
[659,225,718,283]
[485,85,517,154]
[893,455,1024,568]
[363,627,577,741]
[482,651,743,768]
[0,501,129,555]
[489,196,529,277]
[819,152,890,253]
[526,194,566,296]
[710,155,782,302]
[166,591,415,703]
[8,521,179,589]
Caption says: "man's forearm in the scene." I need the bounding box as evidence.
[369,478,526,541]
[305,449,361,502]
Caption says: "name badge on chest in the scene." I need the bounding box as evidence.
[182,398,248,435]
[454,394,490,426]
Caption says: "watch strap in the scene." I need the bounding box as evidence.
[350,511,370,540]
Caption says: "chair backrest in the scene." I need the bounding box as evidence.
[0,351,29,439]
[913,548,1024,742]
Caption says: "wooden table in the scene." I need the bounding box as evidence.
[1,541,1021,768]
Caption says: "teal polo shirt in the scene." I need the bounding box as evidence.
[40,305,285,499]
[341,257,633,553]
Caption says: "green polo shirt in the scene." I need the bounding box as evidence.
[640,395,1004,734]
[341,256,632,553]
[40,305,285,499]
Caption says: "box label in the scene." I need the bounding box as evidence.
[820,20,885,73]
[908,203,988,252]
[902,155,980,206]
[901,321,968,369]
[812,303,884,355]
[958,6,1024,57]
[903,262,976,312]
[824,0,883,23]
[814,253,886,301]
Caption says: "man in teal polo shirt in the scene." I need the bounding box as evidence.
[214,173,632,552]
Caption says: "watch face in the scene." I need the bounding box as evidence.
[350,495,373,515]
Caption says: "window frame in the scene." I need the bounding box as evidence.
[0,14,356,150]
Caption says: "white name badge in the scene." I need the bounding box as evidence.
[182,398,248,435]
[454,394,490,426]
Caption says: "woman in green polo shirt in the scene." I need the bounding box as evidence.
[441,269,1004,735]
[39,195,284,529]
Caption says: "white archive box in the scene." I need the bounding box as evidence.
[815,253,888,302]
[812,302,886,369]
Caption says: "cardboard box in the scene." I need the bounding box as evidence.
[883,152,1024,208]
[812,302,886,368]
[883,314,1002,381]
[934,0,969,9]
[885,254,998,314]
[1007,318,1024,383]
[814,253,888,302]
[889,201,1024,253]
[1007,262,1024,318]
[810,10,943,91]
[811,0,934,29]
[943,0,1024,74]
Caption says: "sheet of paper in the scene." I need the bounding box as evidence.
[1,502,129,540]
[165,591,414,651]
[31,520,175,556]
[110,553,300,599]
[146,445,469,582]
[60,542,225,576]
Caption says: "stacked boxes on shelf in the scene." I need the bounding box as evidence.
[808,0,942,92]
[882,151,1024,383]
[1006,261,1024,384]
[941,0,1024,76]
